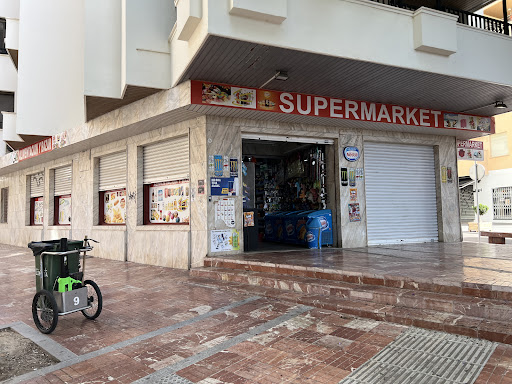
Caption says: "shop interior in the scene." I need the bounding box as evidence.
[242,138,334,252]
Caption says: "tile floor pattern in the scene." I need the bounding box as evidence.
[0,243,511,383]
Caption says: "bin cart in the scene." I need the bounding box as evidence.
[28,236,102,334]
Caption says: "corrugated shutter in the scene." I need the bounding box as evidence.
[143,136,189,184]
[99,152,127,191]
[30,173,44,198]
[54,166,72,196]
[364,142,438,245]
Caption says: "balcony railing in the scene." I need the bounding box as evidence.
[369,0,511,35]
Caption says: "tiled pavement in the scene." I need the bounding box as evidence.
[1,243,512,383]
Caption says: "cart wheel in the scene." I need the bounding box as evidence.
[81,280,102,320]
[32,290,58,334]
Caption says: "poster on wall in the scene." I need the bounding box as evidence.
[350,188,357,202]
[244,211,255,227]
[211,229,240,252]
[348,203,361,222]
[441,166,447,183]
[210,177,238,196]
[341,168,348,186]
[447,167,453,183]
[58,195,71,225]
[149,179,190,224]
[198,180,205,195]
[214,155,223,176]
[104,190,127,224]
[230,158,238,177]
[34,197,44,225]
[349,169,356,187]
[215,198,236,227]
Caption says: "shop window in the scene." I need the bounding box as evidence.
[100,189,127,224]
[0,19,6,55]
[142,137,190,225]
[53,166,72,225]
[491,133,509,158]
[0,188,7,223]
[29,173,44,226]
[98,152,127,225]
[493,186,512,220]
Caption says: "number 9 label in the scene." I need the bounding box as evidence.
[74,296,80,306]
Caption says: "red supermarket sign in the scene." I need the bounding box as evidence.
[457,139,484,161]
[191,81,495,133]
[18,137,53,161]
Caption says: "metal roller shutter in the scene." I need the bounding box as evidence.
[143,136,189,184]
[54,166,72,196]
[99,152,127,191]
[30,173,44,198]
[364,142,438,245]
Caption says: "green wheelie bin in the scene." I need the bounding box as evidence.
[28,237,102,334]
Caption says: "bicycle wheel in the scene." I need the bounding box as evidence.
[81,280,102,320]
[32,290,59,334]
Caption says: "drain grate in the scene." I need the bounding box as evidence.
[340,328,496,384]
[152,373,193,384]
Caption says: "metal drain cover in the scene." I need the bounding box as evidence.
[340,328,496,384]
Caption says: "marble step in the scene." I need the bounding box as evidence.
[204,257,512,301]
[189,271,512,345]
[190,267,512,322]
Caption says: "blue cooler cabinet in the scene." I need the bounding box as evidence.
[264,209,333,248]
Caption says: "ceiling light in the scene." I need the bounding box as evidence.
[274,71,288,81]
[259,70,289,88]
[495,100,508,109]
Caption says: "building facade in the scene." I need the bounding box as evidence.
[0,0,511,268]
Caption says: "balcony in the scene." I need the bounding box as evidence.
[369,0,511,35]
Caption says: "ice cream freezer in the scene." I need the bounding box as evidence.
[264,209,333,249]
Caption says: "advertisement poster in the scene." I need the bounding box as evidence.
[211,229,240,252]
[341,168,348,186]
[457,139,484,161]
[441,166,447,183]
[350,188,357,202]
[192,81,494,134]
[104,189,126,224]
[211,177,238,196]
[58,195,71,225]
[244,211,255,227]
[447,167,453,183]
[34,197,44,225]
[215,198,236,227]
[214,155,223,177]
[349,168,356,187]
[349,203,361,222]
[230,158,238,177]
[149,179,190,224]
[198,180,205,195]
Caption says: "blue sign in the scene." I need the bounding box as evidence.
[214,155,223,176]
[343,147,360,162]
[210,177,237,196]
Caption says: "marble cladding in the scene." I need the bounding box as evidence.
[0,109,462,269]
[0,116,207,269]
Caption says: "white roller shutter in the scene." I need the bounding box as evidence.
[364,142,438,245]
[54,166,72,196]
[99,152,127,191]
[30,173,44,198]
[143,136,189,184]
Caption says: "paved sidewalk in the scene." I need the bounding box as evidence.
[1,243,512,383]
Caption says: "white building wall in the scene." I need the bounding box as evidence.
[84,0,123,99]
[0,55,17,92]
[16,0,85,136]
[476,168,512,223]
[125,0,175,89]
[0,0,19,19]
[203,0,512,87]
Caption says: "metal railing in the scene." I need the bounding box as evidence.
[369,0,511,36]
[493,187,512,220]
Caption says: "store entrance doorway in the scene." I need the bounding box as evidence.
[242,135,337,252]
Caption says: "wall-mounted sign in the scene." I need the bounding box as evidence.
[441,166,447,183]
[211,229,240,252]
[230,158,238,177]
[198,180,205,195]
[192,81,494,133]
[215,198,236,228]
[210,177,238,196]
[349,203,361,222]
[214,155,223,176]
[349,168,356,186]
[457,139,484,161]
[343,147,360,162]
[341,168,348,186]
